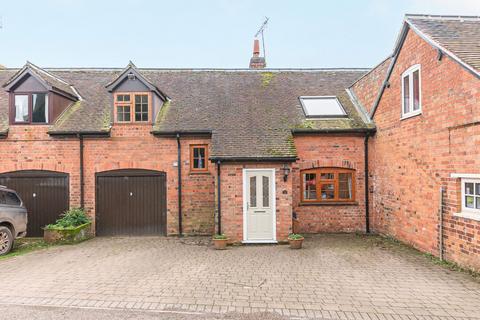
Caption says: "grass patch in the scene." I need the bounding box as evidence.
[0,238,54,260]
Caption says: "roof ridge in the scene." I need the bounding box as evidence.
[34,67,370,73]
[405,14,480,21]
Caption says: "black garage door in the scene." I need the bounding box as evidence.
[0,170,69,237]
[96,169,167,236]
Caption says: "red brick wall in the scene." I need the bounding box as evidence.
[369,29,480,270]
[219,162,292,243]
[292,135,366,233]
[351,57,391,114]
[0,124,215,236]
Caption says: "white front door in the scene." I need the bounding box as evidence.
[243,169,276,243]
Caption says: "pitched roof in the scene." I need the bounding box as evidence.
[3,62,81,100]
[0,67,372,158]
[405,14,480,74]
[369,14,480,119]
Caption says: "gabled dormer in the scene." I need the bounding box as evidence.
[3,62,80,125]
[106,62,168,124]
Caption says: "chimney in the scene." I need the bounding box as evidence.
[249,39,266,69]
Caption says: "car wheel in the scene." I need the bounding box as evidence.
[0,226,14,256]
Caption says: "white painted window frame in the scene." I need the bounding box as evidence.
[401,64,422,119]
[242,168,277,243]
[460,178,480,216]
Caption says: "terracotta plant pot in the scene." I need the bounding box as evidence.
[288,237,304,249]
[213,238,228,250]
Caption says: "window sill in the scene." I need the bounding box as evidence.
[453,211,480,222]
[400,110,422,120]
[299,201,358,206]
[189,171,210,175]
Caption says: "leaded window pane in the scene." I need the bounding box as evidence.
[304,173,316,200]
[321,184,335,199]
[339,173,352,199]
[262,176,269,207]
[250,176,257,207]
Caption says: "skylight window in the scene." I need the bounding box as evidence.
[299,96,347,118]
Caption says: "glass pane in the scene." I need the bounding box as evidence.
[476,197,480,209]
[5,192,20,206]
[475,183,480,196]
[320,173,334,180]
[465,183,474,195]
[32,93,48,123]
[403,75,410,114]
[15,95,29,122]
[0,191,6,205]
[304,173,316,200]
[193,148,205,169]
[134,95,148,121]
[412,70,420,111]
[250,176,257,207]
[321,184,335,200]
[465,196,474,208]
[339,173,352,199]
[262,176,269,207]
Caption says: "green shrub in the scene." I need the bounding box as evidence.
[45,208,91,230]
[288,233,304,240]
[213,234,228,240]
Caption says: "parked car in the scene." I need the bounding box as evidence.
[0,185,28,255]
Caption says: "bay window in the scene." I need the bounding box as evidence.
[301,168,355,203]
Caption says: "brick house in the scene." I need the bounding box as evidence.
[0,14,478,270]
[351,14,480,270]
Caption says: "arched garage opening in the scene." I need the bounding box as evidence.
[0,170,69,237]
[95,169,167,236]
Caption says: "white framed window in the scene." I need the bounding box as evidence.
[401,64,421,119]
[462,178,480,214]
[299,96,347,118]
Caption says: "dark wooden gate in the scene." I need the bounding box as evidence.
[96,169,167,236]
[0,170,69,237]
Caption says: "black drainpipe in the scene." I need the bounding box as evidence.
[176,133,183,237]
[217,160,221,235]
[364,133,370,234]
[78,134,85,209]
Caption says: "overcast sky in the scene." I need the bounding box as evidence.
[1,0,479,68]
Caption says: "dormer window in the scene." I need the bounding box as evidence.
[4,62,80,126]
[114,92,151,123]
[13,92,49,124]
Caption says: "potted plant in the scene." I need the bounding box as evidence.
[288,233,304,249]
[212,234,228,250]
[43,208,92,244]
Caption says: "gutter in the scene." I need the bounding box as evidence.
[152,130,212,137]
[176,133,183,237]
[209,156,297,163]
[48,130,110,137]
[292,128,376,135]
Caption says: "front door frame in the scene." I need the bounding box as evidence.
[242,168,277,243]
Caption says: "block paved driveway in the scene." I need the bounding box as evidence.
[1,234,479,320]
